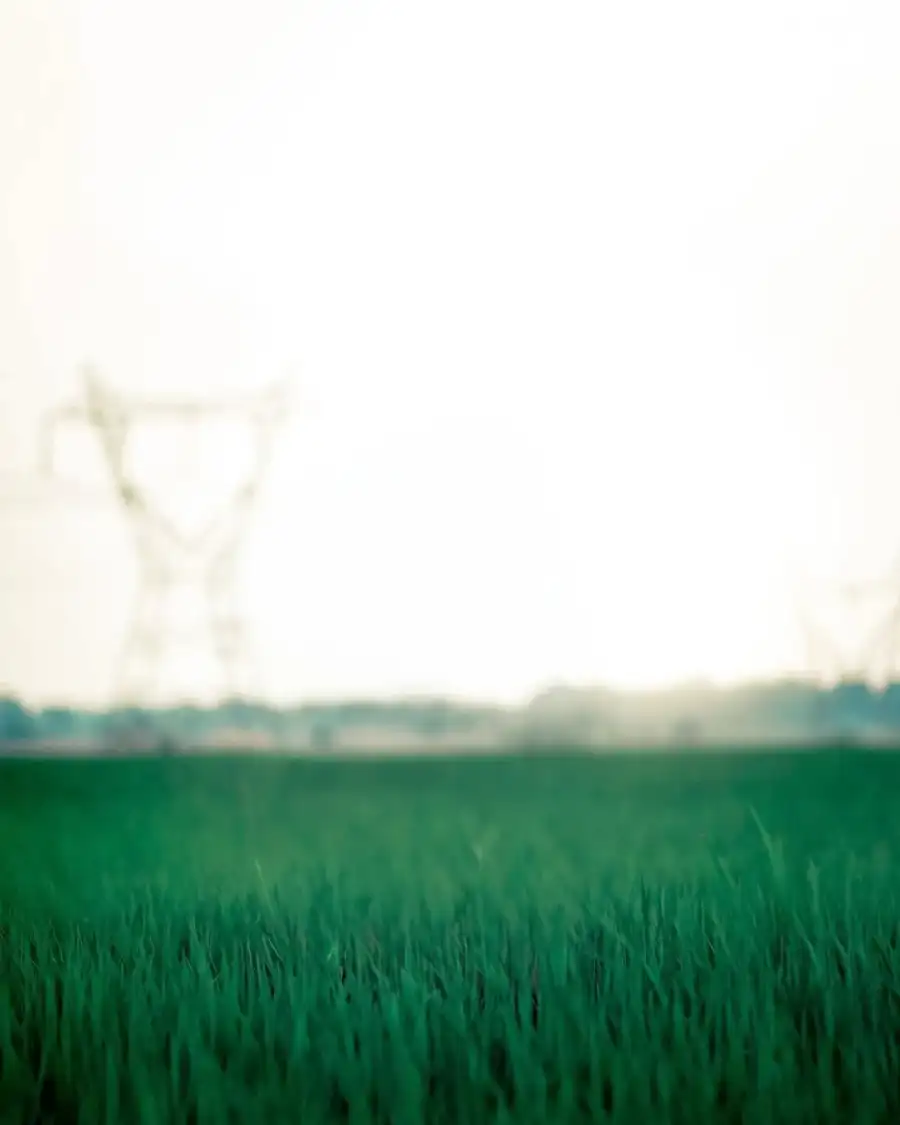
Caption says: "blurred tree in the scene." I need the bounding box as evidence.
[0,696,37,740]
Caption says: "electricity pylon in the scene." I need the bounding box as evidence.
[42,368,290,708]
[794,566,900,740]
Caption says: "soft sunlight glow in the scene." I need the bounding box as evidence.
[3,0,900,704]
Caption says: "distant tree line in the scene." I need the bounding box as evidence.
[0,694,503,746]
[3,680,900,748]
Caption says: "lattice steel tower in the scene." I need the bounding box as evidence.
[43,368,290,708]
[795,566,900,738]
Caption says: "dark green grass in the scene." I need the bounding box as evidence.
[1,749,900,1123]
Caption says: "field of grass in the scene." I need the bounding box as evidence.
[1,748,900,1123]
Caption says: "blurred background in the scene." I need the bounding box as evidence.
[3,0,900,747]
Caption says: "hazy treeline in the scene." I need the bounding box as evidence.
[2,680,900,749]
[0,695,503,748]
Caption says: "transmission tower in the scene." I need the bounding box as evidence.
[42,368,290,708]
[795,566,900,740]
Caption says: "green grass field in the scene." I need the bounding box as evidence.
[1,749,900,1123]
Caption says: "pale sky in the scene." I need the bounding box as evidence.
[3,0,900,706]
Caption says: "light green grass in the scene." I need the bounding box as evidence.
[1,750,899,1123]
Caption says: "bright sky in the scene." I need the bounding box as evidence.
[3,0,900,706]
